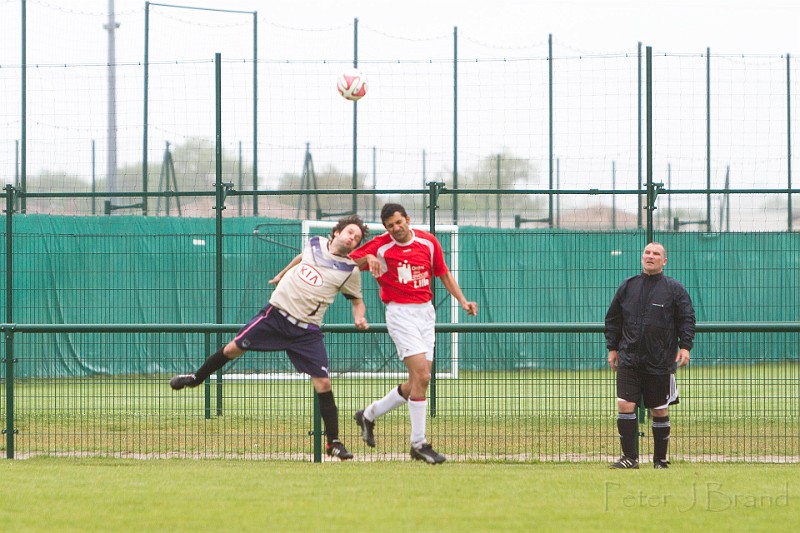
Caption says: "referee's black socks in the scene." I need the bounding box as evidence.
[652,415,670,462]
[617,413,638,460]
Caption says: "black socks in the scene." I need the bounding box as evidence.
[318,390,339,443]
[617,413,638,460]
[193,349,230,384]
[652,416,671,462]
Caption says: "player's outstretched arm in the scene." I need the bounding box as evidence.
[269,254,302,285]
[438,272,478,316]
[353,254,383,278]
[350,298,369,330]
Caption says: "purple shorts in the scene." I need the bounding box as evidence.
[234,305,329,378]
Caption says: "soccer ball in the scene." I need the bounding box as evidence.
[337,68,368,102]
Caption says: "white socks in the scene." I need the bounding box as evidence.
[364,386,407,421]
[408,398,428,447]
[364,387,428,447]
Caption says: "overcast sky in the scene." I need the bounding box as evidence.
[1,0,798,226]
[1,0,797,62]
[237,0,797,55]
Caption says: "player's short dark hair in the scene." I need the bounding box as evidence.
[380,203,408,223]
[330,214,369,246]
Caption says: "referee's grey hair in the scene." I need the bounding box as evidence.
[330,215,370,246]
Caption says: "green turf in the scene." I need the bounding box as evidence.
[0,459,797,532]
[2,364,798,459]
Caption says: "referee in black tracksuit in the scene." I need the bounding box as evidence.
[605,242,696,469]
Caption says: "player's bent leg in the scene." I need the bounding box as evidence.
[170,341,243,391]
[357,384,408,447]
[311,376,332,394]
[404,354,432,398]
[222,341,246,359]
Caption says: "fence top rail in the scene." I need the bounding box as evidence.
[2,322,800,334]
[2,188,798,200]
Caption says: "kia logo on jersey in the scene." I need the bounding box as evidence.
[296,264,324,287]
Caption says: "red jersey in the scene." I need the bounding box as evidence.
[350,229,449,304]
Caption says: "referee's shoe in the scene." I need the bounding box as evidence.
[608,456,639,469]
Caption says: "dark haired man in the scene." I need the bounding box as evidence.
[350,203,478,464]
[170,215,371,460]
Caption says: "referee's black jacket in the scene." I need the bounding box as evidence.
[604,272,696,375]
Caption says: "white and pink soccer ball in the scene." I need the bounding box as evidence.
[337,68,368,102]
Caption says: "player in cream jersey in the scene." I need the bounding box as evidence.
[170,215,370,460]
[269,234,364,327]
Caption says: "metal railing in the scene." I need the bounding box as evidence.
[3,322,799,462]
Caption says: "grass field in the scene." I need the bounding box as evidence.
[2,364,798,460]
[0,459,797,532]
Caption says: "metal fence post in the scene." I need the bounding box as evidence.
[313,392,322,463]
[428,181,445,417]
[452,27,458,224]
[3,328,15,459]
[4,185,16,458]
[352,18,359,216]
[204,333,212,420]
[645,46,654,245]
[214,53,227,417]
[787,53,793,232]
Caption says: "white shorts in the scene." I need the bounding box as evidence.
[385,301,436,361]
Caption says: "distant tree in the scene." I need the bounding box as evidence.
[22,170,93,214]
[277,164,370,220]
[397,151,545,226]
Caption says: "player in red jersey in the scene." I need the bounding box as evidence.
[350,203,478,464]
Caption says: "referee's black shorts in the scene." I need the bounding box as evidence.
[616,367,679,409]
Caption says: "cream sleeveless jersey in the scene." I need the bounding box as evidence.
[269,236,362,326]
